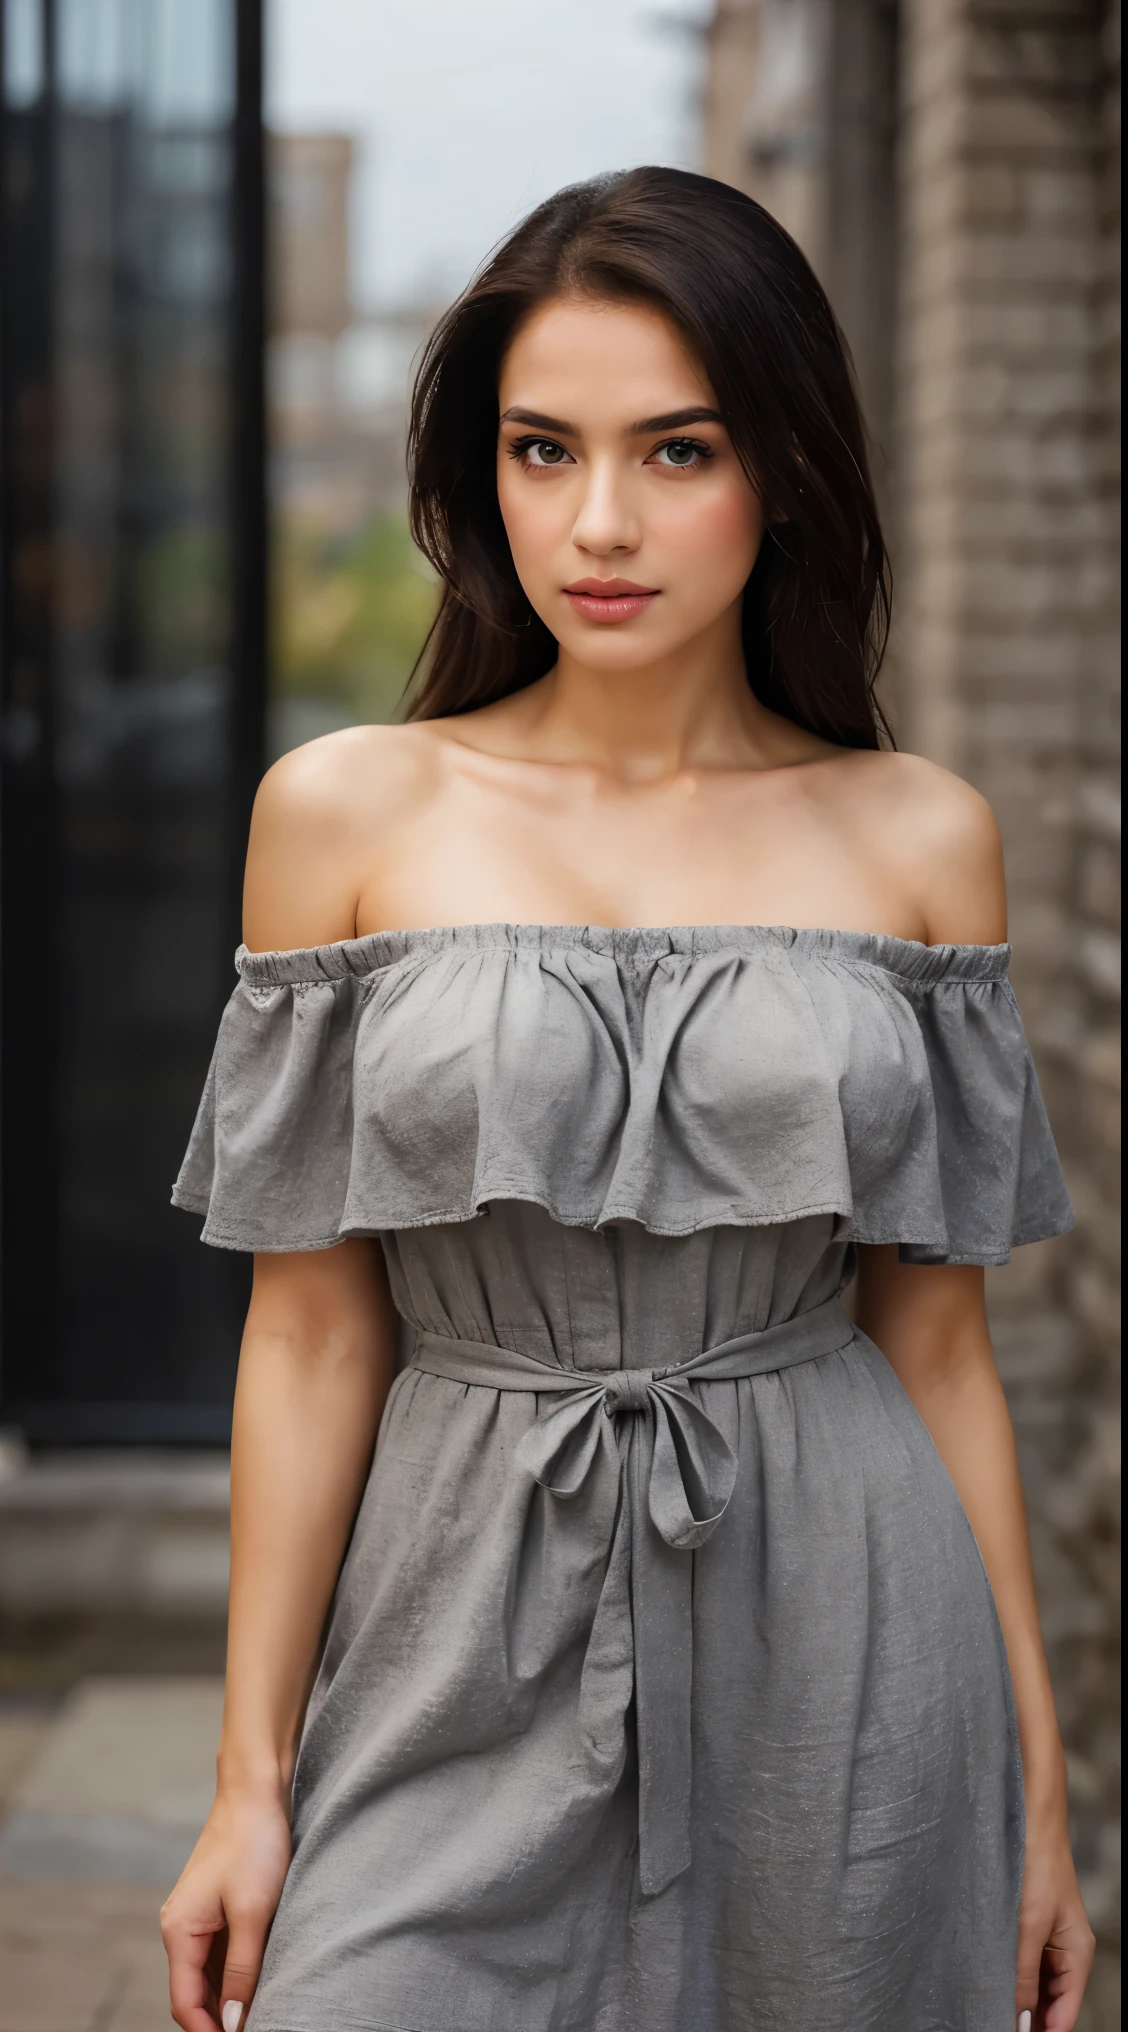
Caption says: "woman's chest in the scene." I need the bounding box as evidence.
[354,775,923,946]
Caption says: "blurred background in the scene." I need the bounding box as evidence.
[0,0,1119,2024]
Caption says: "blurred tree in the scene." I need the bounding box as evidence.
[136,526,231,676]
[273,511,436,726]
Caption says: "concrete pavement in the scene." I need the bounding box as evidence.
[0,1680,223,2032]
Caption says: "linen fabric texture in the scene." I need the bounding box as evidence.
[174,923,1074,2032]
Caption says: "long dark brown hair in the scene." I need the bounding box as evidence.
[405,166,892,748]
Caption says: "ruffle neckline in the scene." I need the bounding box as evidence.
[237,921,1013,990]
[173,922,1072,1264]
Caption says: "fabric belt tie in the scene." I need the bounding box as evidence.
[410,1293,855,1897]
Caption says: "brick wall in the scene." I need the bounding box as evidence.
[896,11,1120,2012]
[704,3,1121,2020]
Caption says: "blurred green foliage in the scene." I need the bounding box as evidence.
[136,525,230,675]
[273,511,437,725]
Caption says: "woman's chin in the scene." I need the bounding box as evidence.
[552,621,696,673]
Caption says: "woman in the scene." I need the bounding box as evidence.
[162,169,1094,2032]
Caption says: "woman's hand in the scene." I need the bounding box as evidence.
[162,1786,292,2031]
[1015,1809,1096,2031]
[160,1240,395,2026]
[855,1251,1095,2032]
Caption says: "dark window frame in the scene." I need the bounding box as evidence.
[0,0,266,1446]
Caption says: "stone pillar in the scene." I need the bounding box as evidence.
[895,1,1121,2008]
[701,0,899,473]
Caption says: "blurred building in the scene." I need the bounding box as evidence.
[266,128,436,752]
[270,129,353,339]
[267,129,428,528]
[704,1,1121,2013]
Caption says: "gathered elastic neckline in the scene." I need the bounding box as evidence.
[236,922,1012,989]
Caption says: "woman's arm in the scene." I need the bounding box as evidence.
[163,750,401,2031]
[162,1241,397,2032]
[855,1250,1095,2032]
[861,751,1096,2026]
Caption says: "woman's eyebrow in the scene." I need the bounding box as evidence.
[629,405,724,433]
[499,407,579,434]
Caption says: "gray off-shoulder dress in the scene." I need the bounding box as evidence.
[173,924,1074,2032]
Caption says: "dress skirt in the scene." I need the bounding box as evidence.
[245,1206,1024,2032]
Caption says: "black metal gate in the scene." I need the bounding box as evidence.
[1,0,266,1443]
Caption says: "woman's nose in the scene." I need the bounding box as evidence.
[570,461,640,557]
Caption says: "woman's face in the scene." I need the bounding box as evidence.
[496,294,766,673]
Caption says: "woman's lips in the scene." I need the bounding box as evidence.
[563,579,659,623]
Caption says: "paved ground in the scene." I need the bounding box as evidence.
[0,1682,223,2032]
[0,1453,231,2029]
[0,1868,168,2032]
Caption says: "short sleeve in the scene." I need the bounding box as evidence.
[172,964,364,1251]
[896,975,1075,1266]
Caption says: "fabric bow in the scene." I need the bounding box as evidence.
[515,1368,739,1552]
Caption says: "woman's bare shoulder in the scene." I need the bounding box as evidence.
[859,750,1004,944]
[243,724,444,952]
[824,750,1006,945]
[836,747,996,831]
[255,721,445,829]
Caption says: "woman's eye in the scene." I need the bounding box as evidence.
[652,438,709,468]
[520,439,571,467]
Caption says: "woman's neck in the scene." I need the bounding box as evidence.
[477,615,829,784]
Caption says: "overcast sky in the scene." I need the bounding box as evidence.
[267,0,714,310]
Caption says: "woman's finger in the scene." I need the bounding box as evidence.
[161,1899,226,2032]
[1041,1920,1097,2031]
[1015,1904,1044,2020]
[219,1898,273,2032]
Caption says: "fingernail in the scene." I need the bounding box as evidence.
[1017,2012,1031,2032]
[222,2004,244,2032]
